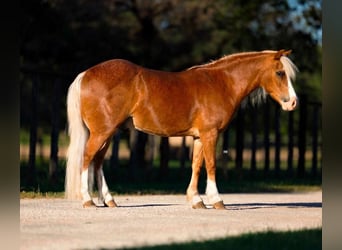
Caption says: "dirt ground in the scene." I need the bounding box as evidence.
[20,191,322,250]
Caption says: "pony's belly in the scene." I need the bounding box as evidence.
[132,116,198,137]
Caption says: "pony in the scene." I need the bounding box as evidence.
[65,49,298,209]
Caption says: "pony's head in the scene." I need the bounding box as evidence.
[260,50,298,111]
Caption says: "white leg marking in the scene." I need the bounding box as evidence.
[187,138,204,206]
[206,179,222,204]
[96,168,113,204]
[81,169,92,203]
[191,194,203,205]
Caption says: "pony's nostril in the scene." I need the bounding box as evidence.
[281,96,297,111]
[282,97,290,103]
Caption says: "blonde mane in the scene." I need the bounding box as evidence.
[187,50,277,71]
[280,55,298,81]
[187,51,298,78]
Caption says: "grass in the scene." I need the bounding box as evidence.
[20,191,65,199]
[117,228,322,250]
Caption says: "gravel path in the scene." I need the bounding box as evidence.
[20,191,322,250]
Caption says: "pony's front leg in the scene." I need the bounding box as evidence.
[205,179,225,209]
[187,138,206,209]
[96,167,117,207]
[202,130,226,210]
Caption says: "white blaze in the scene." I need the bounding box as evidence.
[288,78,297,99]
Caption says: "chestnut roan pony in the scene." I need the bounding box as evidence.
[65,49,298,209]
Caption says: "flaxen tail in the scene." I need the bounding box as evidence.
[65,72,89,200]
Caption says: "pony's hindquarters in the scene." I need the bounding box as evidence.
[65,72,88,200]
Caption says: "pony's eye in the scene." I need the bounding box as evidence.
[276,71,285,77]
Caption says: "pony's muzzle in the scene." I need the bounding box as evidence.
[281,96,297,111]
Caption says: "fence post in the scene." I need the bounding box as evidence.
[263,100,270,173]
[145,134,155,176]
[110,131,121,168]
[287,111,294,175]
[222,129,230,179]
[179,137,188,177]
[274,105,281,176]
[311,103,320,176]
[49,78,60,182]
[235,107,244,172]
[129,129,139,180]
[250,107,257,173]
[28,75,38,188]
[298,95,307,177]
[159,137,169,179]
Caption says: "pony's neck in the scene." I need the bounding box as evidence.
[221,53,269,101]
[188,51,275,106]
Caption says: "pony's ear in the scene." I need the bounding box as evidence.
[274,49,292,59]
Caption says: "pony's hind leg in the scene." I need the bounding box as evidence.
[93,139,117,207]
[81,133,112,207]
